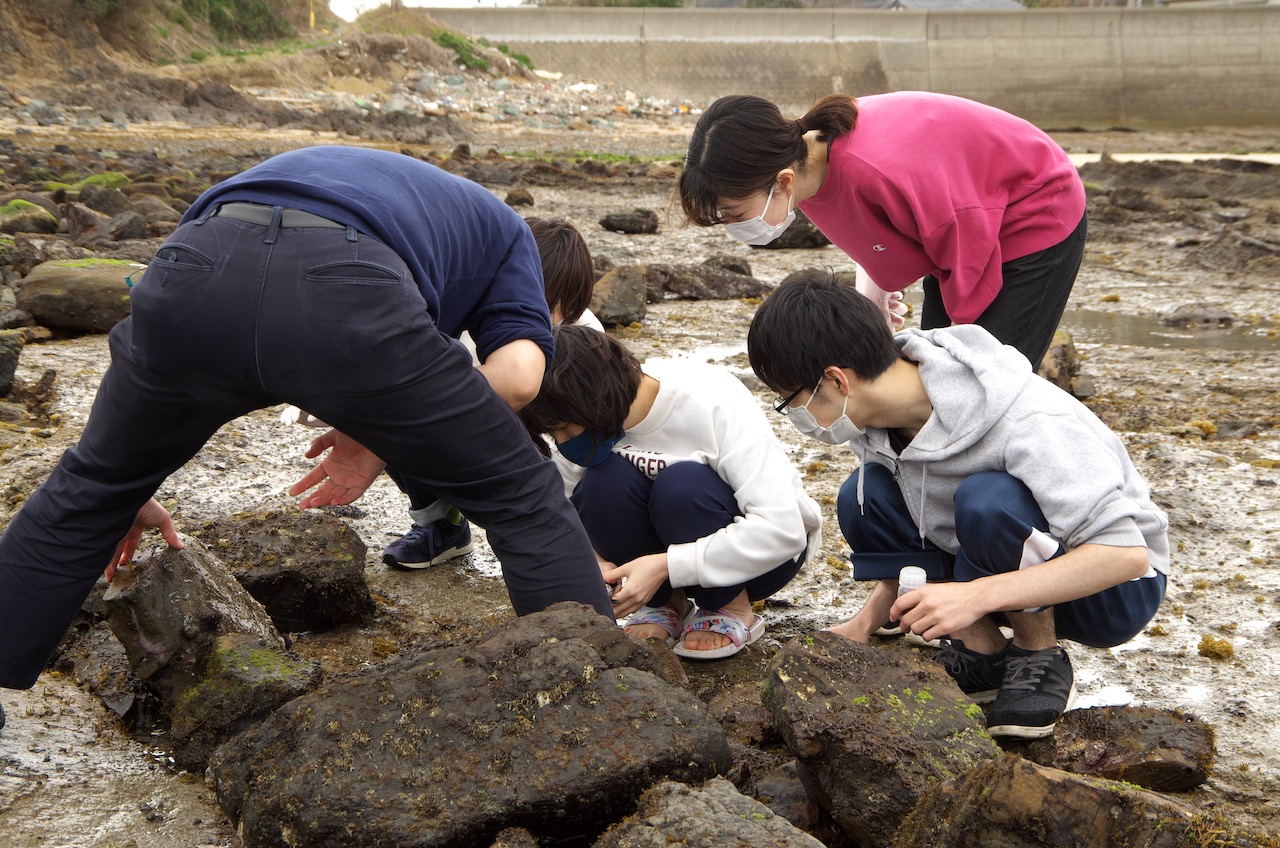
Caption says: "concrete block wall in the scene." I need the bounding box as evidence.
[426,7,1280,129]
[924,10,1128,126]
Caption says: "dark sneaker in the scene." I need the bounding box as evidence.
[383,519,474,569]
[935,638,1009,704]
[0,699,5,730]
[985,645,1076,740]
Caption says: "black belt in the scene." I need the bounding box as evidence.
[214,202,344,229]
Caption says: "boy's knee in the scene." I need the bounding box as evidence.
[835,471,862,539]
[651,461,716,492]
[649,462,735,527]
[954,472,1035,535]
[836,464,896,535]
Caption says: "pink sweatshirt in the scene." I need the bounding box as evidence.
[799,92,1085,324]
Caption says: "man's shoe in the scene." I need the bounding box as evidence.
[383,519,474,569]
[935,637,1009,704]
[903,631,943,649]
[876,619,942,648]
[0,699,6,730]
[873,619,904,637]
[985,645,1076,740]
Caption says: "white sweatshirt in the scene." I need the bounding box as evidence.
[554,359,823,590]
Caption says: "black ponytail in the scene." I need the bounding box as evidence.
[679,94,859,227]
[798,95,859,143]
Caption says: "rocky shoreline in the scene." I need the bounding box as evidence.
[2,12,1280,848]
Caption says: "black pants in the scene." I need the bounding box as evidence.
[0,208,611,690]
[571,456,804,611]
[921,212,1087,370]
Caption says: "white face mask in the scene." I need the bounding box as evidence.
[723,182,795,246]
[788,377,865,445]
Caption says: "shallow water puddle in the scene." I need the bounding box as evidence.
[1063,309,1278,352]
[1072,682,1136,710]
[667,341,748,363]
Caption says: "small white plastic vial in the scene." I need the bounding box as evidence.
[897,565,927,597]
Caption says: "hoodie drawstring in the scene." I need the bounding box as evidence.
[918,465,929,549]
[856,444,867,516]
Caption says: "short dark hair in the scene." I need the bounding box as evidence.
[748,268,899,397]
[679,94,859,227]
[520,324,640,440]
[527,216,594,326]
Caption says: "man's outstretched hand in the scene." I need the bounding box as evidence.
[289,429,387,509]
[106,497,182,581]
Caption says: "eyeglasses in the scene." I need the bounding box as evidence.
[772,385,806,415]
[773,375,826,415]
[768,384,798,415]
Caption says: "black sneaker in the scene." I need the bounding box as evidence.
[985,645,1076,740]
[0,699,5,730]
[382,519,474,569]
[935,638,1009,704]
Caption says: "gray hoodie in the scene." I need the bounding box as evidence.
[852,326,1170,576]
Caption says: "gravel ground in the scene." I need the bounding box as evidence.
[1,95,1279,846]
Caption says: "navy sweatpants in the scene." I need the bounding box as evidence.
[0,208,611,690]
[838,463,1164,648]
[571,455,803,611]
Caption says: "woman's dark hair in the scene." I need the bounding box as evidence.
[520,324,641,443]
[748,267,898,396]
[679,94,858,227]
[527,216,594,325]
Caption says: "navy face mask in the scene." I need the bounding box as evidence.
[557,429,623,467]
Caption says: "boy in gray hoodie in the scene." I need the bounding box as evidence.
[747,270,1168,738]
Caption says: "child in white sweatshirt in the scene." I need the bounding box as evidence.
[520,325,822,659]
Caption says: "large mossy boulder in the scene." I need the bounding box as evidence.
[209,603,731,848]
[16,258,136,332]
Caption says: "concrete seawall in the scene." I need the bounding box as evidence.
[426,7,1279,129]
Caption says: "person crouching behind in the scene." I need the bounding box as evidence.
[520,325,822,659]
[746,269,1168,737]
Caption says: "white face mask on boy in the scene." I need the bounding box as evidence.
[723,182,795,246]
[788,377,865,445]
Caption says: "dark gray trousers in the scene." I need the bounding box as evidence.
[0,209,611,689]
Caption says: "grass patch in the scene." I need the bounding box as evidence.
[434,30,488,72]
[180,0,292,42]
[479,38,534,70]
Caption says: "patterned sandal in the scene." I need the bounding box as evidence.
[622,604,686,647]
[673,608,766,660]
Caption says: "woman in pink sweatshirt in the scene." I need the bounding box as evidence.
[679,92,1086,369]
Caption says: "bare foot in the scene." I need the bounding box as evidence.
[680,624,735,652]
[825,619,872,643]
[678,592,754,653]
[622,598,689,643]
[624,622,675,642]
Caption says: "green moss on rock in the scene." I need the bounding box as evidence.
[0,199,54,217]
[74,172,131,190]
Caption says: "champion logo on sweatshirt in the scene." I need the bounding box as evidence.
[873,244,887,251]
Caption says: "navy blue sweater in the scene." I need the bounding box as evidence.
[184,145,552,364]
